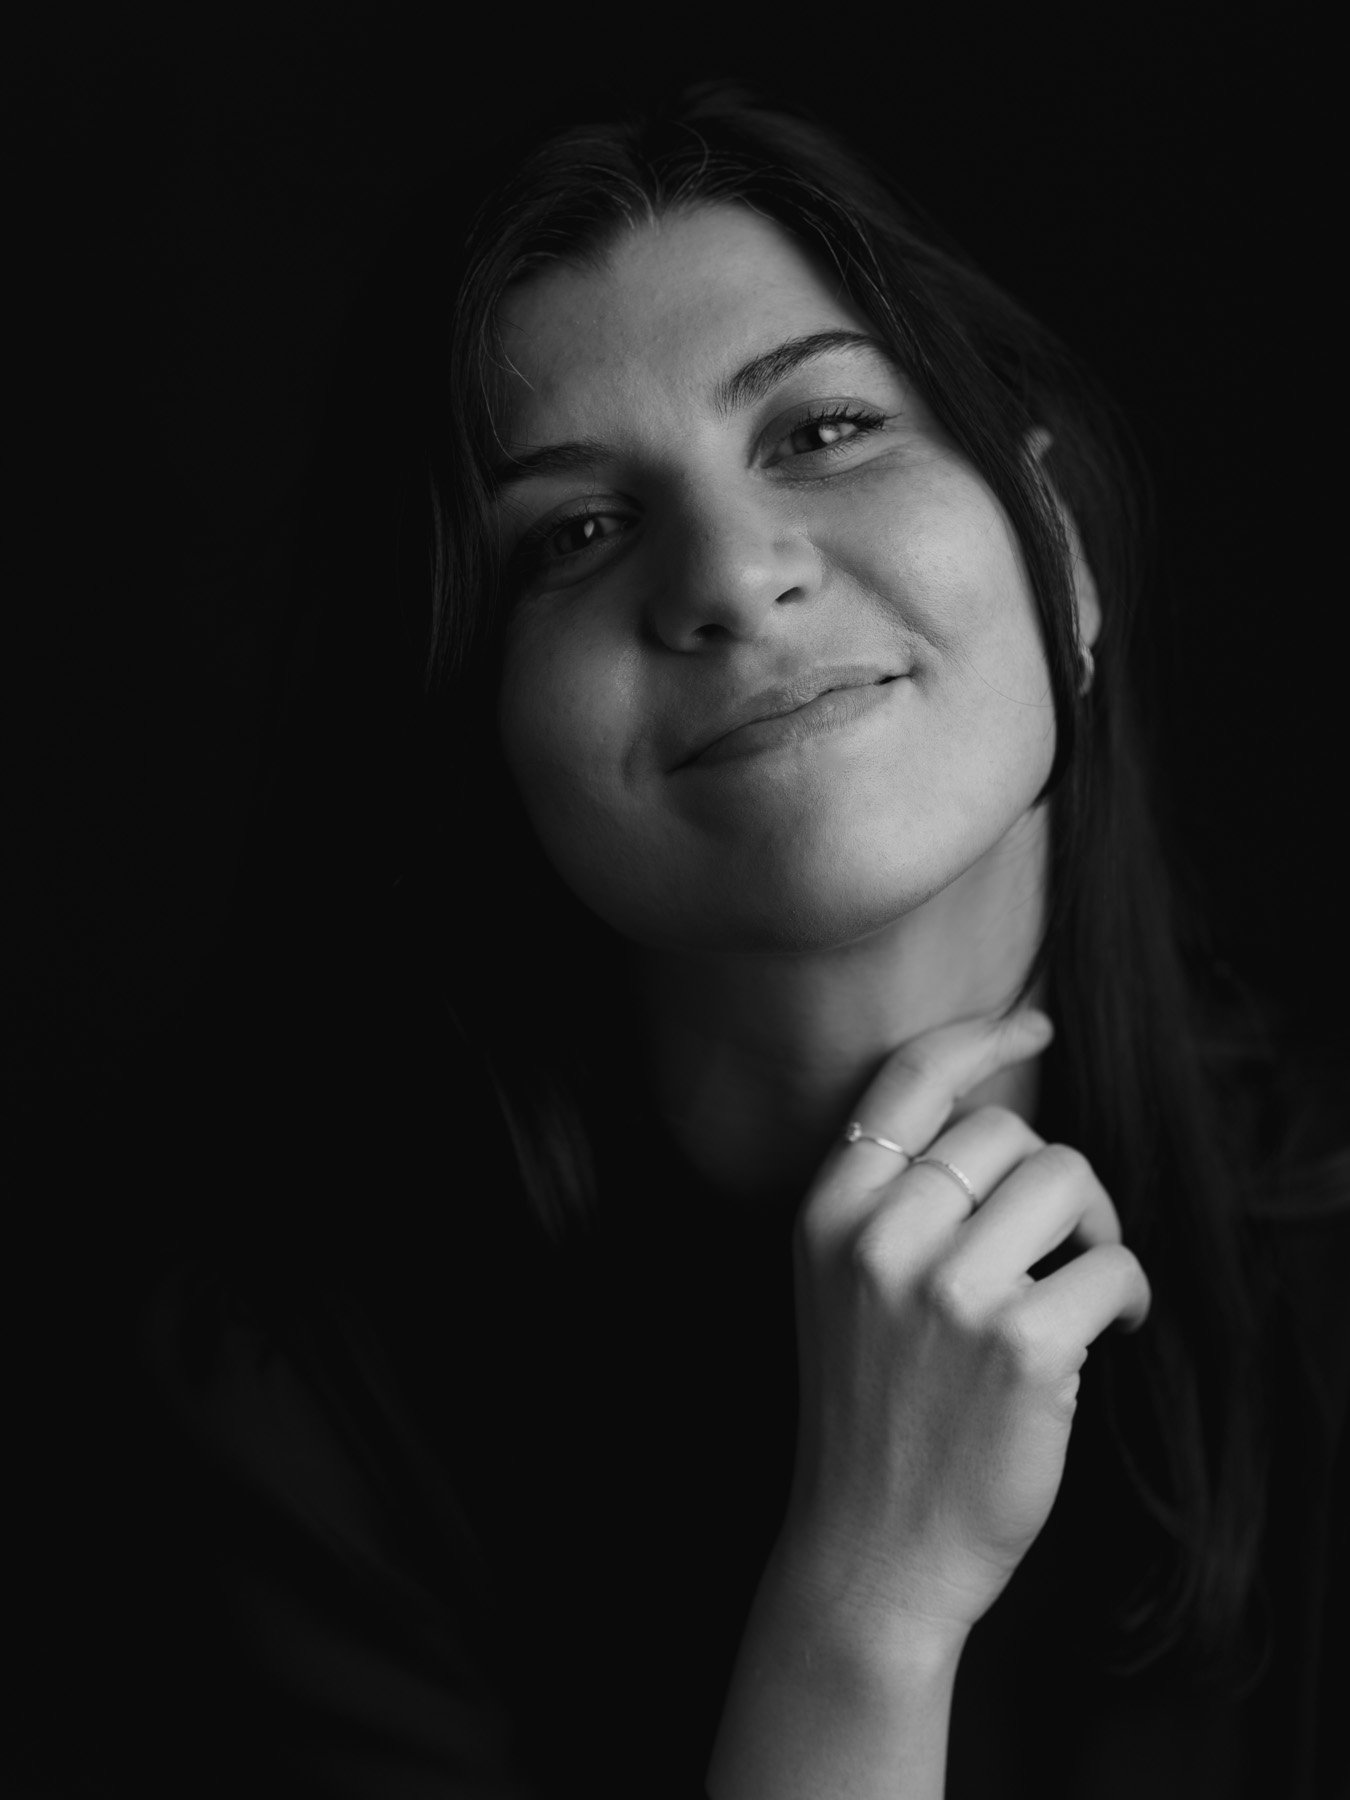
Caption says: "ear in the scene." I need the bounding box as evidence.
[1025,429,1101,651]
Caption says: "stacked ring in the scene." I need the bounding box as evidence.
[842,1121,911,1161]
[910,1156,981,1207]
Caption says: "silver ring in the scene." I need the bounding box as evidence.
[910,1156,980,1207]
[842,1121,911,1161]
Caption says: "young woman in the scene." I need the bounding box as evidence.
[122,82,1346,1799]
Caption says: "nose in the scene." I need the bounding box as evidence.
[645,484,820,651]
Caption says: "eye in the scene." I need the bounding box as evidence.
[517,507,632,575]
[777,404,890,460]
[545,512,626,558]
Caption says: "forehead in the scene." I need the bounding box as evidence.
[494,204,879,439]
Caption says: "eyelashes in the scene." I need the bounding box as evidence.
[525,511,628,564]
[513,402,892,581]
[779,402,889,458]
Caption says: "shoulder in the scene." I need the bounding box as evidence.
[132,1262,539,1795]
[137,1252,508,1599]
[138,1258,392,1557]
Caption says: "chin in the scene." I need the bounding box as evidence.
[553,795,1042,959]
[615,848,958,957]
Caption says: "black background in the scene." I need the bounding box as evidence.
[4,8,1341,1794]
[11,7,1340,1103]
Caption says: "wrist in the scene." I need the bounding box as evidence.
[751,1534,970,1687]
[710,1553,965,1800]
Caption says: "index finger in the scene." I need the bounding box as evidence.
[810,1008,1055,1223]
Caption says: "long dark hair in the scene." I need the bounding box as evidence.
[391,80,1270,1680]
[199,80,1315,1699]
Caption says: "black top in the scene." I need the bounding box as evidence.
[114,1075,1349,1800]
[12,1012,1346,1800]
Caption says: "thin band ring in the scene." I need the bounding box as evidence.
[842,1121,911,1162]
[910,1155,980,1207]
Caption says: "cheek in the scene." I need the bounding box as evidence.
[850,471,1043,673]
[840,473,1056,804]
[498,612,643,861]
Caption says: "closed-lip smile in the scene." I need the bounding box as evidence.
[674,665,906,770]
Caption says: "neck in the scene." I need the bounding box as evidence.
[631,807,1050,1207]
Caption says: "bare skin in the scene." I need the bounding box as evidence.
[707,1010,1150,1800]
[494,206,1098,1206]
[632,802,1049,1206]
[491,204,1141,1798]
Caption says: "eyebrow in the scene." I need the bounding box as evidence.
[486,328,893,496]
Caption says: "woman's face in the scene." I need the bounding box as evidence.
[493,203,1064,954]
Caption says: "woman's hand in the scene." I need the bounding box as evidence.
[773,1006,1152,1661]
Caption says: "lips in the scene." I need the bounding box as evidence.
[674,665,905,769]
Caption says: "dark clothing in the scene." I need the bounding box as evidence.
[10,989,1346,1800]
[116,1089,1349,1800]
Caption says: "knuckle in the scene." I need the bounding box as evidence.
[991,1304,1063,1379]
[966,1102,1019,1131]
[795,1202,831,1262]
[888,1040,939,1086]
[1101,1240,1143,1282]
[1114,1243,1152,1304]
[847,1214,904,1292]
[964,1104,1044,1150]
[796,1181,843,1245]
[1035,1141,1095,1187]
[1089,1197,1126,1246]
[920,1258,985,1331]
[1051,1370,1083,1420]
